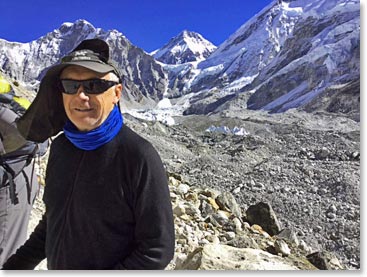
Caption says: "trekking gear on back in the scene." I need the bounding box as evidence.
[0,139,39,205]
[0,74,49,268]
[0,81,45,205]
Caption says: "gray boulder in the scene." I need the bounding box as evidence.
[245,202,282,236]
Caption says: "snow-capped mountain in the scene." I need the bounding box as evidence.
[152,30,216,64]
[164,0,303,97]
[245,0,360,115]
[0,0,360,121]
[177,0,359,120]
[0,19,167,108]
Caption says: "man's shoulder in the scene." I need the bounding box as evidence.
[120,125,152,147]
[49,133,70,152]
[52,132,67,143]
[119,125,159,158]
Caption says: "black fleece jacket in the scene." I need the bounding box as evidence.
[3,125,175,270]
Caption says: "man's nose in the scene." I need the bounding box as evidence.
[76,86,89,99]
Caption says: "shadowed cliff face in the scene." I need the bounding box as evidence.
[245,9,360,116]
[0,19,168,109]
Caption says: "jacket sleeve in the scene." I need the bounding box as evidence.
[114,144,175,270]
[2,214,47,269]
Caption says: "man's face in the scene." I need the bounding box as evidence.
[60,66,122,131]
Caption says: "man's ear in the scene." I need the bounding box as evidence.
[113,84,122,104]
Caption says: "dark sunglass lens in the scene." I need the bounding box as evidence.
[83,80,116,94]
[61,80,81,94]
[82,80,95,93]
[82,80,103,94]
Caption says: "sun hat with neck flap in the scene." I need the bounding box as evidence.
[16,38,121,143]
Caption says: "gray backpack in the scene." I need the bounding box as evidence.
[0,106,44,205]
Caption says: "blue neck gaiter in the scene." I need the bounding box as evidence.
[63,105,123,151]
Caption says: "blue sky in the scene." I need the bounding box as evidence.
[0,0,272,52]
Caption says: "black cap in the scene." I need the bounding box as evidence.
[16,38,120,142]
[46,39,121,82]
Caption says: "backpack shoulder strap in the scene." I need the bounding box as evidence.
[0,159,19,204]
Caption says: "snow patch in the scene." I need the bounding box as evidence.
[156,98,172,109]
[126,109,176,126]
[205,125,248,136]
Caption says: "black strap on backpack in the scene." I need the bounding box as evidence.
[0,143,39,205]
[23,144,39,204]
[1,161,19,205]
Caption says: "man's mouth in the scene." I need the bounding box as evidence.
[75,108,93,112]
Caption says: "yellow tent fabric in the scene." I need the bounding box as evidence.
[13,96,31,110]
[0,74,31,110]
[0,75,11,93]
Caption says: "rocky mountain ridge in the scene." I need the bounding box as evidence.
[0,0,360,119]
[0,19,167,109]
[176,0,359,120]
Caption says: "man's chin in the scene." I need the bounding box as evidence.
[72,119,100,132]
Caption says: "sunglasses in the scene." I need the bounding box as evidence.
[59,79,118,94]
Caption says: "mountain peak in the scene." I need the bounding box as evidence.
[179,29,191,36]
[75,19,93,25]
[179,30,198,38]
[58,19,97,36]
[152,30,217,65]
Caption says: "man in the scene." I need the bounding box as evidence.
[2,39,175,270]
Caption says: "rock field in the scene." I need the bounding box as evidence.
[28,109,360,270]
